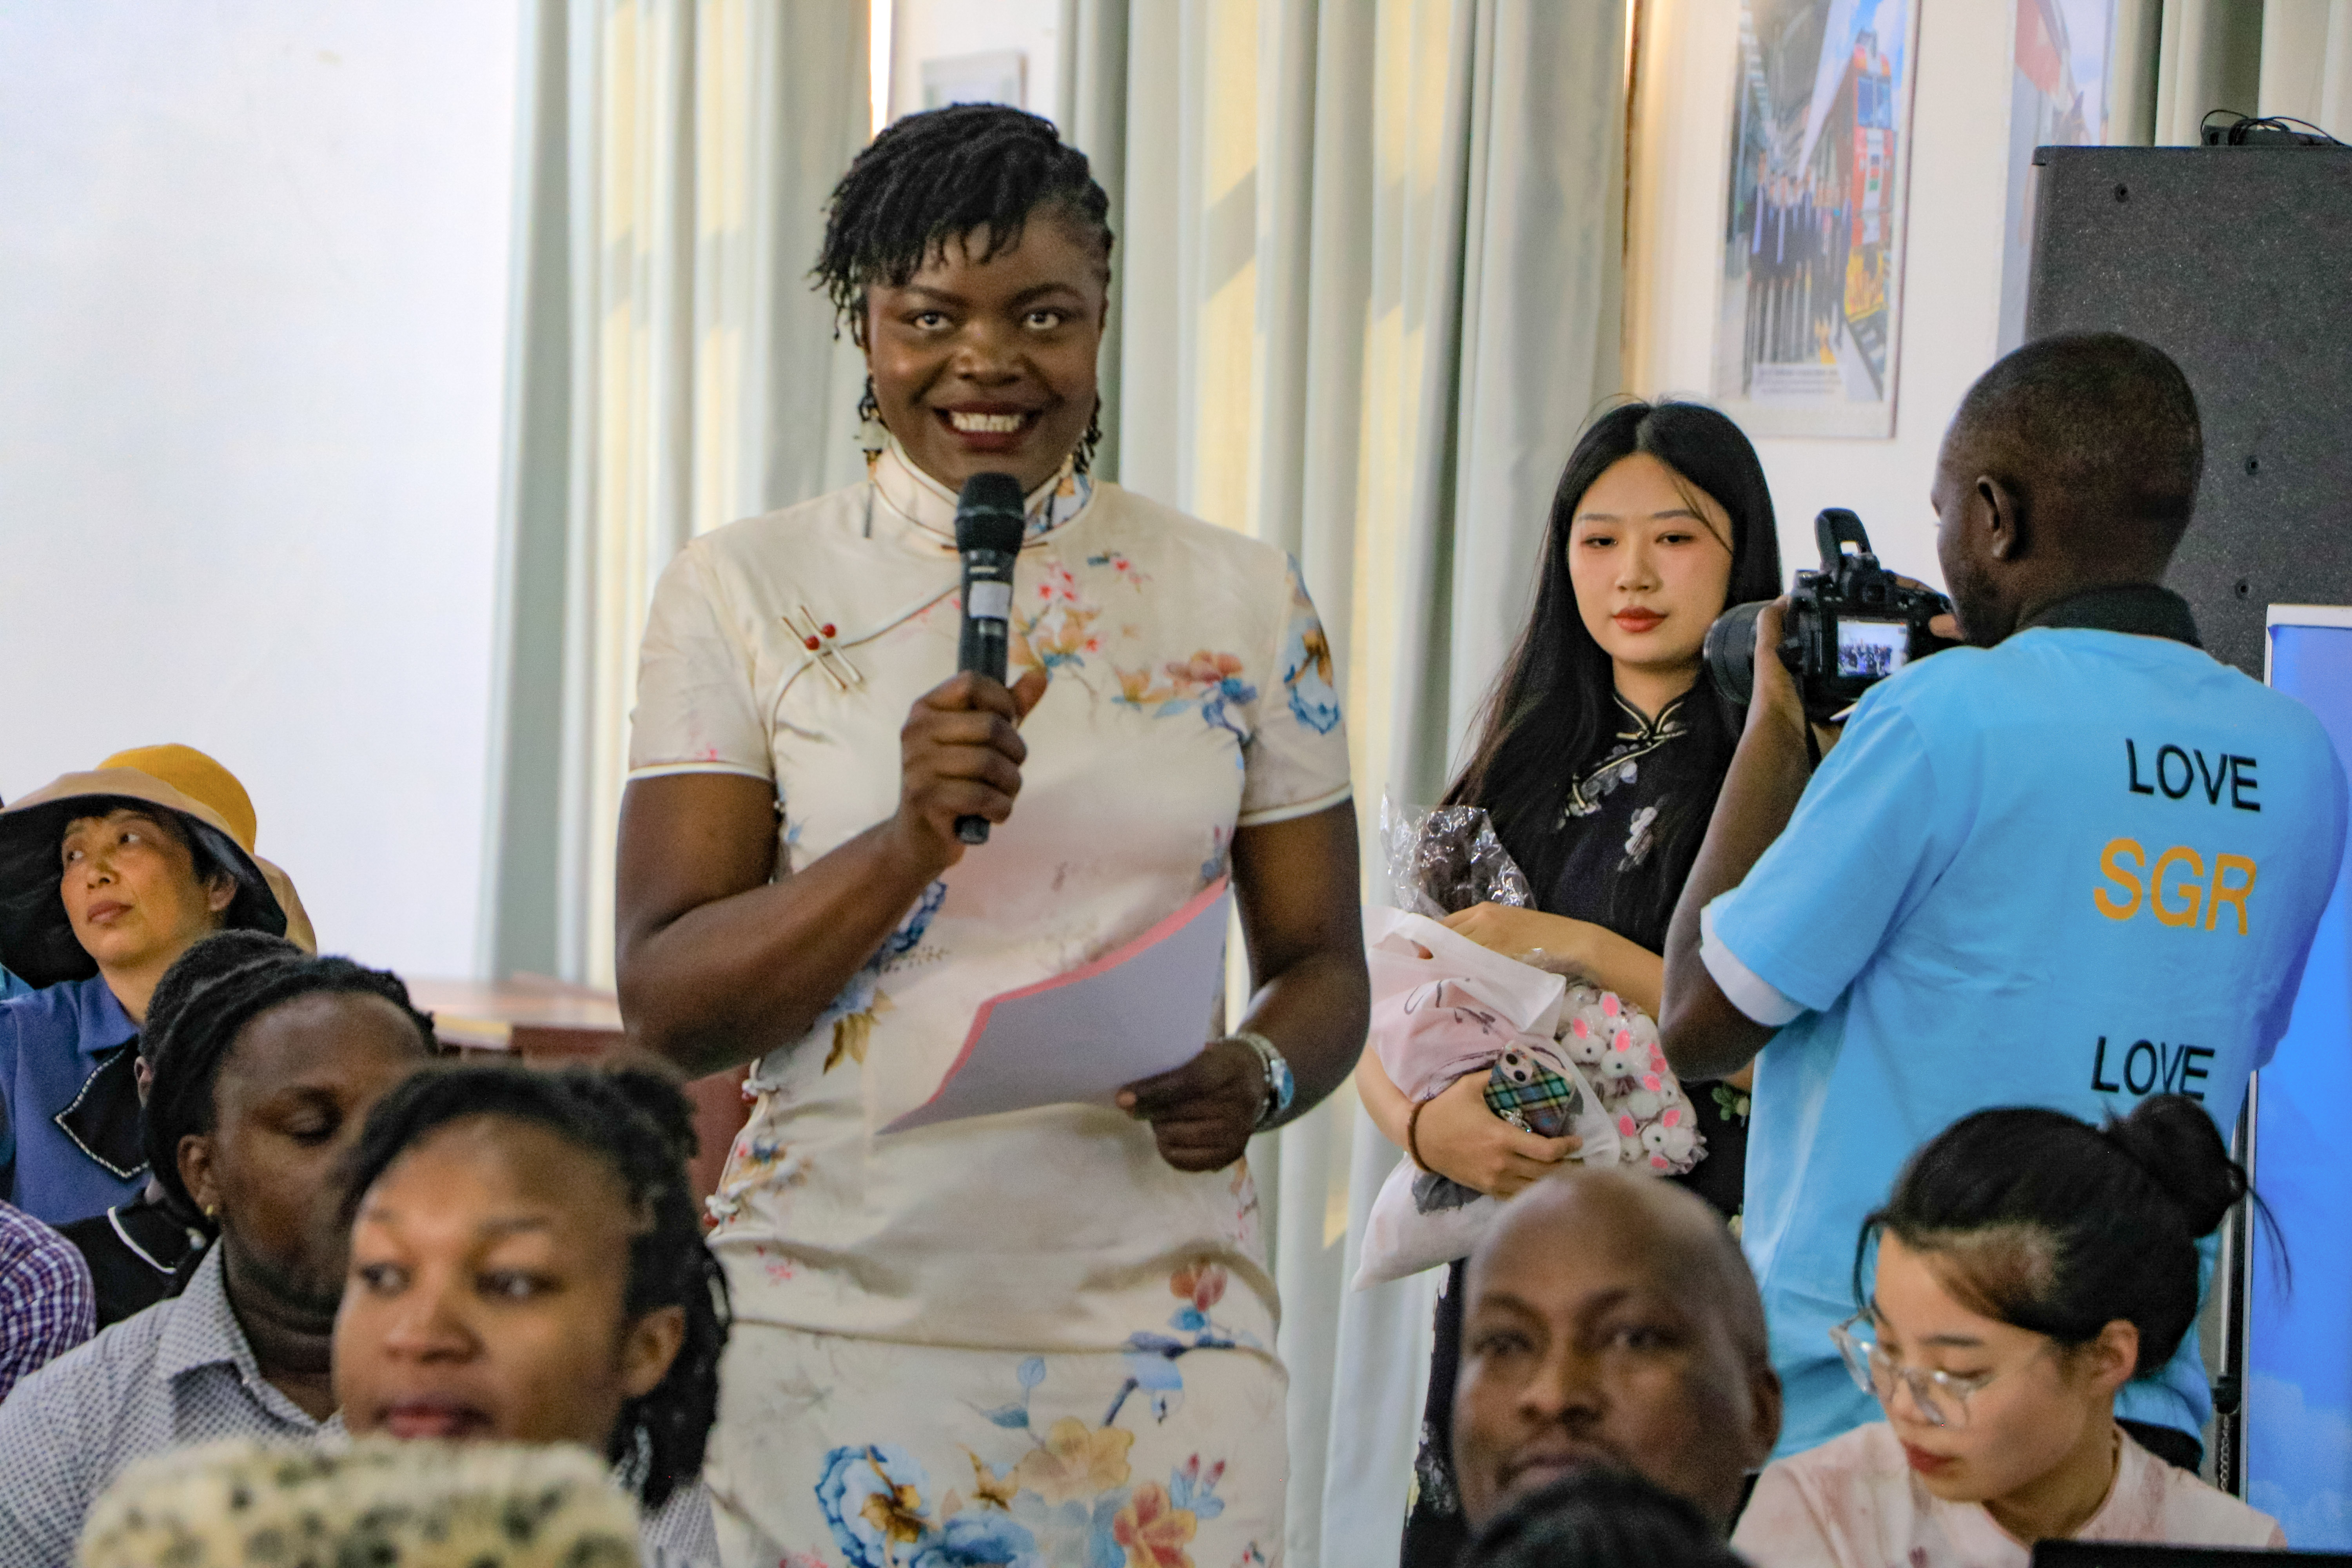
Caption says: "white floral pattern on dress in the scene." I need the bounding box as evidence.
[634,444,1347,1561]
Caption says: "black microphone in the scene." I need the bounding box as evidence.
[953,472,1027,846]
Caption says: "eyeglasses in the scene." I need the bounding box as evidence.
[1828,1312,2034,1429]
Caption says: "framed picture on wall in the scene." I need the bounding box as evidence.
[1996,0,2117,352]
[1711,0,1923,438]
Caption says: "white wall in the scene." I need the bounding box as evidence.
[0,4,519,978]
[1630,0,2018,590]
[889,0,1063,125]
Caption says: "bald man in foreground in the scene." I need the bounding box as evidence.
[1450,1168,1782,1539]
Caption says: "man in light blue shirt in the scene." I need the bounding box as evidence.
[1661,333,2349,1468]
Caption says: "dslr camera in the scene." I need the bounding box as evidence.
[1704,508,1957,724]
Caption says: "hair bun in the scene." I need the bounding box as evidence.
[2104,1094,2246,1238]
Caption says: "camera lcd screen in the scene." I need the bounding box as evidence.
[1837,617,1909,680]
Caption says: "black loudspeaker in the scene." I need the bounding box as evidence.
[2026,146,2352,677]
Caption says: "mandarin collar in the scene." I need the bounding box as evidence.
[1610,689,1690,744]
[869,440,1093,546]
[1562,690,1695,821]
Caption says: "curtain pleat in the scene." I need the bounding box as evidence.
[484,0,868,985]
[2111,1,2352,148]
[1061,4,1626,1561]
[2154,0,2266,143]
[2256,0,2352,132]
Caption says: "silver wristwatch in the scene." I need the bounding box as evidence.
[1230,1030,1296,1129]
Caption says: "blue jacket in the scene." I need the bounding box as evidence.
[0,977,145,1227]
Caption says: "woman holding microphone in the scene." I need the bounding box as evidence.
[617,105,1365,1567]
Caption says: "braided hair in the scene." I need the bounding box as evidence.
[142,942,439,1234]
[339,1063,731,1512]
[811,102,1114,338]
[137,930,302,1062]
[1462,1469,1744,1568]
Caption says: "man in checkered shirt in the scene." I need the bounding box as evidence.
[0,1198,94,1404]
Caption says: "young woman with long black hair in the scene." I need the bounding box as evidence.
[1357,399,1784,1566]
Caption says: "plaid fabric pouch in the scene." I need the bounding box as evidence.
[1410,1049,1590,1215]
[1482,1048,1584,1138]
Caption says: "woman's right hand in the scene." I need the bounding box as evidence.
[1414,1072,1579,1199]
[887,667,1051,875]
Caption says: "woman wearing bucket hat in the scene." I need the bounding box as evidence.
[0,746,313,1227]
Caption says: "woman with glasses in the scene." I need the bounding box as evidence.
[1733,1094,2283,1566]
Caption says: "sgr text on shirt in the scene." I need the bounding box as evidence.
[2095,739,2264,933]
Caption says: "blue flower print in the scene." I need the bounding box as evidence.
[909,1513,1042,1568]
[817,1444,933,1567]
[877,878,947,962]
[1168,1455,1228,1522]
[816,879,947,1071]
[1116,651,1258,760]
[1198,826,1232,886]
[1006,1492,1103,1568]
[977,1354,1051,1429]
[1279,593,1342,736]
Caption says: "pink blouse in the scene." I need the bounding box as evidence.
[1733,1422,2285,1568]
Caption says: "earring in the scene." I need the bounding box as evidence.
[857,377,888,468]
[202,1203,219,1220]
[1074,394,1104,476]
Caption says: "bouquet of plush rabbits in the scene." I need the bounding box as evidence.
[1355,802,1705,1289]
[1553,982,1705,1175]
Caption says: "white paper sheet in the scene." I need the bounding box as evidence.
[880,879,1232,1135]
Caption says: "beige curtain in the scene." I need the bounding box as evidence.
[2130,0,2352,144]
[2254,0,2352,131]
[481,0,870,984]
[2154,0,2265,142]
[1064,3,1628,1561]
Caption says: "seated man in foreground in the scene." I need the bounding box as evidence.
[1450,1167,1782,1539]
[1660,332,2349,1466]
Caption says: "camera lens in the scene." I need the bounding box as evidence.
[1705,601,1768,709]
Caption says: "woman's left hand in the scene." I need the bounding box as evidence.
[1118,1038,1266,1172]
[1442,904,1592,969]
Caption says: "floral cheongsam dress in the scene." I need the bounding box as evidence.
[1400,690,1751,1568]
[629,442,1353,1568]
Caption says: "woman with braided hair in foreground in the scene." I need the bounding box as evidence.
[617,103,1368,1564]
[0,936,437,1567]
[334,1061,730,1568]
